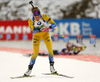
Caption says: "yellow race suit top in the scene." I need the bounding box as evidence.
[28,13,57,34]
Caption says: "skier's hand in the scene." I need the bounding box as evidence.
[40,27,50,32]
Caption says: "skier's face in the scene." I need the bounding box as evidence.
[34,15,40,21]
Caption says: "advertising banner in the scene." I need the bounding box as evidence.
[0,20,32,40]
[54,19,100,38]
[0,19,100,40]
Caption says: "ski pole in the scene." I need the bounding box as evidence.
[49,28,64,37]
[49,31,64,37]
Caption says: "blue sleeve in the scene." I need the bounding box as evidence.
[49,23,57,29]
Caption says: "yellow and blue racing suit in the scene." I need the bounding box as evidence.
[28,13,57,68]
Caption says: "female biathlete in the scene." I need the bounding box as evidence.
[24,7,57,76]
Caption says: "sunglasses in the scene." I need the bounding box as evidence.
[33,11,40,16]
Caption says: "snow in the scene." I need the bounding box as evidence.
[0,0,100,20]
[0,51,100,82]
[0,38,100,82]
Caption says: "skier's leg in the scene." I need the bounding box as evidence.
[43,32,57,73]
[29,35,41,67]
[43,32,54,62]
[24,35,41,76]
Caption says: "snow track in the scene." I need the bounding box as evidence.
[0,51,100,82]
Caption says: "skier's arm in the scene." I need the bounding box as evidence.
[42,14,57,29]
[28,18,34,31]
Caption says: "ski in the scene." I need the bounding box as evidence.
[42,73,74,78]
[10,75,35,79]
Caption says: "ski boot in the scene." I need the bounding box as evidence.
[24,65,33,76]
[50,61,57,74]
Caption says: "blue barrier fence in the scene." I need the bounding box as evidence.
[53,19,100,38]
